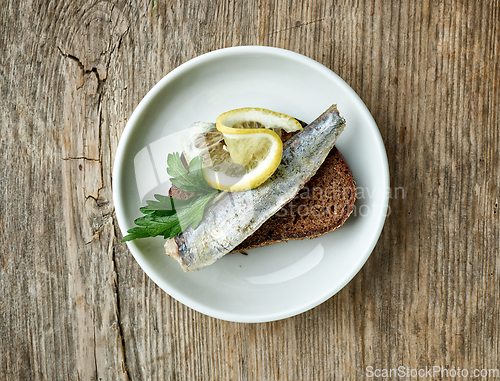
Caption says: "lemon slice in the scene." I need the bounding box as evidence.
[215,107,302,183]
[180,108,302,192]
[180,124,282,192]
[216,107,303,135]
[207,129,283,191]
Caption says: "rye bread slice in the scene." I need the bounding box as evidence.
[168,144,356,253]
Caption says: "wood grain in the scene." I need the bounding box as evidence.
[1,0,499,380]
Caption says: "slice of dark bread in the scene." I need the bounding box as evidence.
[168,139,356,253]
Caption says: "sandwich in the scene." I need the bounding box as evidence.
[169,129,356,254]
[123,105,354,271]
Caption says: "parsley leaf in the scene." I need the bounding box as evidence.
[167,153,215,194]
[121,153,220,242]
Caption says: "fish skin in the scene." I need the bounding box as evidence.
[165,104,346,271]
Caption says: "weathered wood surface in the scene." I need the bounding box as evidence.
[1,0,499,379]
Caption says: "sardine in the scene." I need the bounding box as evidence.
[164,104,346,271]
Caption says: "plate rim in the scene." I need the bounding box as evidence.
[112,46,389,323]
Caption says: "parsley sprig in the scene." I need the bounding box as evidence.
[121,153,220,242]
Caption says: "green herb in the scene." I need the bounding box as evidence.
[121,153,219,242]
[167,152,215,194]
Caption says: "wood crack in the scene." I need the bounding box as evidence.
[268,17,328,35]
[93,328,99,381]
[110,216,131,381]
[57,45,106,88]
[62,157,101,162]
[97,30,130,379]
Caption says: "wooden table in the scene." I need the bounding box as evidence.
[2,0,499,379]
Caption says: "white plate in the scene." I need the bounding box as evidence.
[113,46,389,323]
